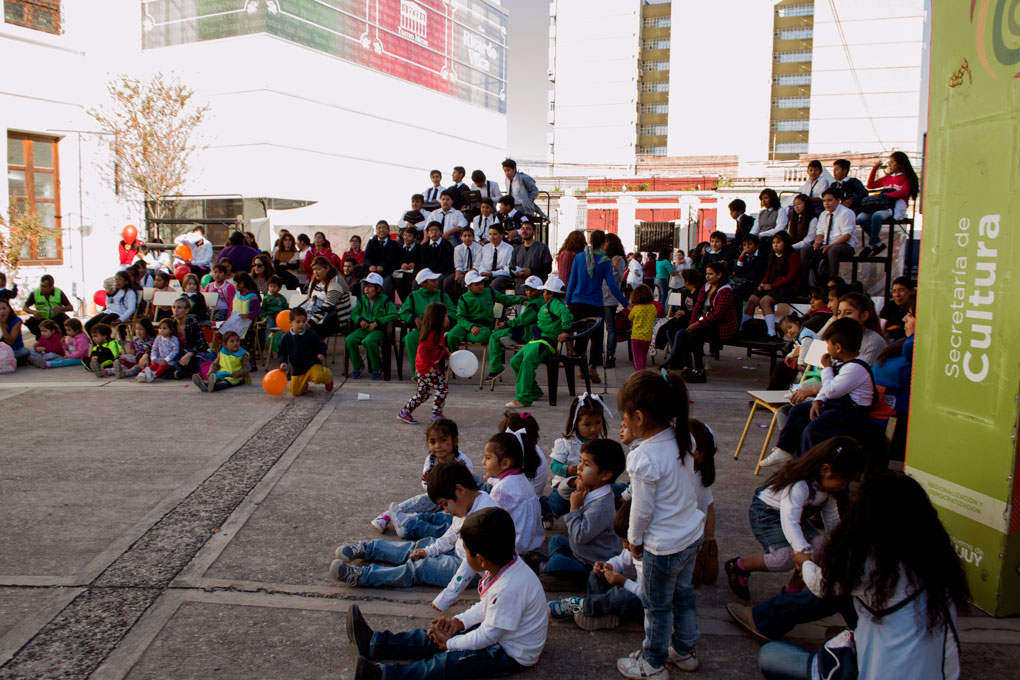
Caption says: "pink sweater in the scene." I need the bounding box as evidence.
[63,332,90,359]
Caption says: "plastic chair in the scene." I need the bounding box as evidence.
[544,316,603,406]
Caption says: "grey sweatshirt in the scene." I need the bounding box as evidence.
[564,488,621,565]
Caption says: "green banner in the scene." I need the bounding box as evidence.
[908,0,1020,615]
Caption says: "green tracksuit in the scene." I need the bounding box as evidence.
[510,296,573,406]
[398,288,456,376]
[488,294,544,374]
[447,288,522,352]
[346,294,398,371]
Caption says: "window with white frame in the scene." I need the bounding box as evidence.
[775,27,813,40]
[776,4,813,17]
[642,16,670,28]
[775,50,812,63]
[639,125,668,136]
[775,142,809,154]
[640,60,670,72]
[637,146,668,156]
[640,103,669,115]
[772,119,810,131]
[776,73,811,86]
[640,81,669,93]
[641,38,670,51]
[773,97,811,109]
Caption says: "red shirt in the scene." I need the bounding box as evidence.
[119,241,142,266]
[866,167,912,201]
[415,331,450,375]
[342,249,366,265]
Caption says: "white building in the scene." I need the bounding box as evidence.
[2,0,508,303]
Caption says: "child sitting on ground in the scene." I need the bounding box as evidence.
[398,302,449,424]
[44,318,89,367]
[549,499,642,631]
[483,430,545,555]
[626,284,656,371]
[115,318,155,379]
[547,394,611,518]
[497,410,548,502]
[141,318,181,381]
[532,439,626,587]
[85,323,121,377]
[347,272,398,380]
[195,330,251,392]
[348,506,547,680]
[763,318,875,466]
[182,274,208,322]
[725,437,864,602]
[278,307,334,396]
[26,319,64,368]
[370,418,474,538]
[616,369,704,676]
[331,462,499,612]
[688,419,718,587]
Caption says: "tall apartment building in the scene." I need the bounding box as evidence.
[548,0,925,174]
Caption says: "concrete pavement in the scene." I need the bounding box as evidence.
[1,347,1018,679]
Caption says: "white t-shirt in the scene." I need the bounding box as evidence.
[421,450,474,491]
[626,259,644,286]
[427,491,500,611]
[490,472,544,553]
[757,480,839,553]
[450,558,548,666]
[694,469,713,514]
[532,445,549,496]
[549,435,583,487]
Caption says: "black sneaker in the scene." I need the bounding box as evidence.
[871,243,887,257]
[486,368,505,381]
[605,356,616,369]
[347,605,373,662]
[355,656,382,680]
[859,246,873,258]
[684,368,707,384]
[725,558,751,601]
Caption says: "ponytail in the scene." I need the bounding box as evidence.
[617,368,692,460]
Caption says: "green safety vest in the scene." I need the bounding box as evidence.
[32,288,64,318]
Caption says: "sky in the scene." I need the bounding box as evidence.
[504,0,551,162]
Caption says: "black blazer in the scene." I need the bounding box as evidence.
[420,239,455,274]
[394,242,423,275]
[365,237,401,276]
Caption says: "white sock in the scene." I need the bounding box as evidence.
[765,314,777,336]
[740,313,752,328]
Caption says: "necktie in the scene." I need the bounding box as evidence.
[467,247,473,270]
[824,213,832,245]
[491,246,498,271]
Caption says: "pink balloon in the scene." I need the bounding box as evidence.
[703,217,716,230]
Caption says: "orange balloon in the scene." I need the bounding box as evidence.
[174,243,192,260]
[275,309,291,332]
[262,369,288,395]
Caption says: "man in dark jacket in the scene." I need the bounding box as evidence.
[830,159,868,214]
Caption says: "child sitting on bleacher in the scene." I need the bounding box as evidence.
[331,461,499,612]
[347,507,547,680]
[114,318,155,379]
[259,275,288,329]
[483,430,544,555]
[203,264,235,322]
[531,439,625,586]
[194,330,251,392]
[370,418,474,538]
[547,394,610,518]
[151,272,174,321]
[182,274,208,322]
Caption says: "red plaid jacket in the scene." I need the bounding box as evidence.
[689,284,739,340]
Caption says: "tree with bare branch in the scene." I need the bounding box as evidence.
[0,205,56,275]
[88,73,208,237]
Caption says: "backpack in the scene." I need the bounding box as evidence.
[0,342,15,374]
[843,359,896,420]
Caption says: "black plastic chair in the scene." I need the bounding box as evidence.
[344,320,398,381]
[544,317,603,406]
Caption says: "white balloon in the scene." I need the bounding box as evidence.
[449,350,479,378]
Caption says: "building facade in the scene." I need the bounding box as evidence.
[2,0,508,302]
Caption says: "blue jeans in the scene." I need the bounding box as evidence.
[656,278,670,305]
[583,569,643,619]
[545,534,590,576]
[546,488,570,518]
[749,495,819,554]
[358,537,464,588]
[776,400,860,456]
[370,627,526,680]
[401,511,453,540]
[752,590,855,641]
[604,305,618,361]
[641,540,701,668]
[856,209,892,247]
[757,641,814,680]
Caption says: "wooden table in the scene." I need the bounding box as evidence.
[734,390,791,475]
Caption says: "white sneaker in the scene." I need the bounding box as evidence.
[617,650,667,679]
[759,447,793,468]
[668,646,699,671]
[143,367,154,383]
[370,514,389,533]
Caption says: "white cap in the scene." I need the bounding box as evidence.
[541,276,565,294]
[363,272,384,288]
[464,271,485,286]
[415,268,442,285]
[524,275,544,290]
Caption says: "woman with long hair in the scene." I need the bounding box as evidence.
[301,255,352,338]
[601,232,628,368]
[758,471,967,680]
[250,253,277,296]
[302,231,341,279]
[272,231,301,290]
[757,188,787,238]
[858,151,920,257]
[556,229,588,291]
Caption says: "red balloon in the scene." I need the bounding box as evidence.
[93,290,106,307]
[174,265,190,282]
[122,224,138,245]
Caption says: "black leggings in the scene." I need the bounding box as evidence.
[568,302,605,367]
[667,326,717,371]
[85,313,122,335]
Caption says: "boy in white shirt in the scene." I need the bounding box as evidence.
[453,226,484,291]
[426,191,469,247]
[480,223,515,293]
[331,462,498,612]
[348,507,547,680]
[423,170,445,212]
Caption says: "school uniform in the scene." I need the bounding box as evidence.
[480,241,516,292]
[422,184,446,212]
[447,287,521,351]
[545,485,621,576]
[426,207,468,247]
[278,329,332,395]
[346,295,398,373]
